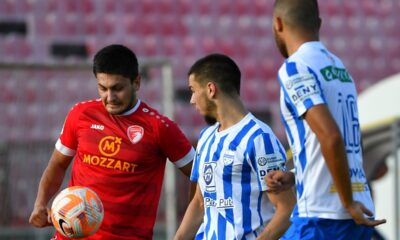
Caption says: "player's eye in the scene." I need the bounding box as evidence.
[98,85,106,91]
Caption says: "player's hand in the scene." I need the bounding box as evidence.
[29,205,53,227]
[346,201,386,227]
[265,170,295,193]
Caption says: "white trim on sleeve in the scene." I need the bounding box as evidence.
[55,139,76,156]
[174,147,195,168]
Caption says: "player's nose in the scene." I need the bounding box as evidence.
[106,90,117,102]
[190,95,195,105]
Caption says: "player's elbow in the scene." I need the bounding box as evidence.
[320,128,344,150]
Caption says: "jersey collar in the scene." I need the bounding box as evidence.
[297,41,325,53]
[119,99,141,116]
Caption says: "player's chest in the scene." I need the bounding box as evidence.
[75,117,161,161]
[198,148,247,184]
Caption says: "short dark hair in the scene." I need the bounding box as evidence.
[274,0,320,33]
[188,53,241,96]
[93,44,139,81]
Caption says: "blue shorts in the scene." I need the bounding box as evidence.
[281,217,373,240]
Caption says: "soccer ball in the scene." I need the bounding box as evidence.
[51,186,104,238]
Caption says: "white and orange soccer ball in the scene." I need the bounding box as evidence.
[51,186,104,238]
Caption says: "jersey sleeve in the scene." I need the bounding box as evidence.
[55,104,80,156]
[278,61,326,117]
[249,132,287,192]
[190,150,200,182]
[158,117,195,168]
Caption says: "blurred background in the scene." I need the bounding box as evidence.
[0,0,399,239]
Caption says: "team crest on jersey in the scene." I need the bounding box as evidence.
[223,150,235,165]
[127,125,144,144]
[203,162,216,192]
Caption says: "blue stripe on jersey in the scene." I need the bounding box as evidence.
[278,74,299,118]
[198,126,208,140]
[292,204,299,217]
[286,61,298,76]
[204,134,217,163]
[302,67,318,110]
[247,129,264,190]
[217,213,226,240]
[296,118,307,172]
[246,129,265,230]
[222,161,233,231]
[241,155,253,235]
[205,203,212,237]
[276,139,286,161]
[191,128,217,182]
[222,120,256,234]
[297,182,304,205]
[280,86,308,199]
[211,231,217,240]
[229,120,256,151]
[257,190,263,233]
[212,134,228,162]
[262,133,274,154]
[253,231,258,238]
[199,127,217,155]
[280,112,294,146]
[303,99,314,110]
[307,67,326,103]
[203,131,218,236]
[190,154,200,182]
[294,116,307,199]
[204,134,228,237]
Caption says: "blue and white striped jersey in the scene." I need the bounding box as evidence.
[278,41,374,219]
[191,113,287,239]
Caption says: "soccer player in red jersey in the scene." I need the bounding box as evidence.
[29,44,195,239]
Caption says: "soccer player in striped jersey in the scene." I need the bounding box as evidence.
[174,54,296,240]
[266,0,386,239]
[29,44,195,239]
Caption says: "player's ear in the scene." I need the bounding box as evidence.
[133,75,141,91]
[273,16,284,33]
[317,17,322,31]
[206,82,217,99]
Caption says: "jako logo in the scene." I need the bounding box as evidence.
[91,124,104,130]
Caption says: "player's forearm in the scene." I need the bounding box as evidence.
[174,201,203,240]
[320,133,354,208]
[174,189,204,240]
[35,161,67,207]
[187,182,197,203]
[259,189,296,240]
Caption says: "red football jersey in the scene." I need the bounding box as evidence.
[54,99,194,240]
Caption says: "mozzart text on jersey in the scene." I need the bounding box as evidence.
[83,154,138,173]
